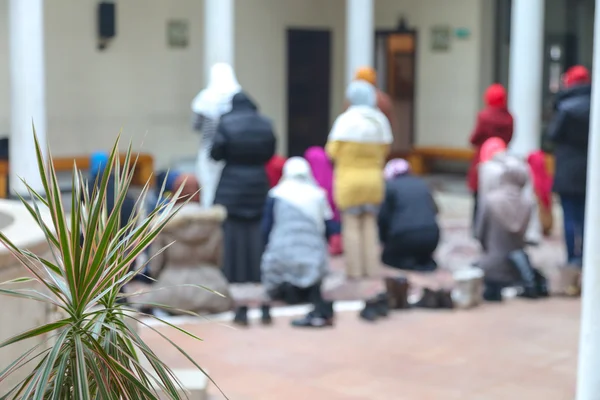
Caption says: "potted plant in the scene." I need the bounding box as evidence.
[0,133,223,399]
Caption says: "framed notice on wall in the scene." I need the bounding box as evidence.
[431,25,451,52]
[167,19,189,48]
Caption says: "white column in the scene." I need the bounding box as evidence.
[9,0,47,196]
[507,0,545,157]
[204,0,234,82]
[576,2,600,397]
[346,0,374,84]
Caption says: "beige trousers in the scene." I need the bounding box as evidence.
[342,212,380,278]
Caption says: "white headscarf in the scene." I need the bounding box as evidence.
[271,157,333,231]
[191,63,241,120]
[328,81,393,144]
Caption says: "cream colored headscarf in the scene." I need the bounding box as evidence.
[486,157,533,234]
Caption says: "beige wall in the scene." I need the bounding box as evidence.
[0,0,491,169]
[375,0,487,148]
[235,0,346,155]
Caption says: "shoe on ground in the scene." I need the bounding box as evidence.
[437,290,454,309]
[374,293,390,317]
[384,276,410,310]
[261,304,273,326]
[413,288,439,309]
[291,302,334,328]
[483,282,503,302]
[233,306,249,327]
[359,301,379,322]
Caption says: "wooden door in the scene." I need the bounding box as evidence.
[375,31,417,155]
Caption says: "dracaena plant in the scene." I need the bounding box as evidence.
[0,132,222,399]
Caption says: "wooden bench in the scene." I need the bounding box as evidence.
[0,153,155,198]
[407,147,475,175]
[407,146,556,176]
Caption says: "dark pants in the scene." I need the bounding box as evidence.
[382,226,440,272]
[269,282,324,306]
[560,194,586,266]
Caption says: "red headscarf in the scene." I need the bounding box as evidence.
[266,155,286,188]
[563,65,590,88]
[484,84,507,108]
[480,137,507,163]
[527,151,552,209]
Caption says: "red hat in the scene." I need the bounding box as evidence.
[563,66,590,88]
[484,84,507,108]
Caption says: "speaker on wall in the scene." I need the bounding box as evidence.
[98,2,116,39]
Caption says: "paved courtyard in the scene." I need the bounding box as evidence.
[139,180,579,399]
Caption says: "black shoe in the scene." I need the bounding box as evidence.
[436,290,454,309]
[291,302,334,328]
[261,304,273,325]
[359,301,379,322]
[534,269,550,298]
[374,293,390,317]
[413,288,439,309]
[483,282,503,302]
[233,306,249,327]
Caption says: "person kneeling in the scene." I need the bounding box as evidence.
[261,157,336,328]
[476,158,547,301]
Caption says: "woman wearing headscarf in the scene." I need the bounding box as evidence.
[477,138,542,246]
[211,91,276,324]
[378,159,440,272]
[191,63,241,208]
[265,155,286,188]
[141,174,233,315]
[327,81,393,279]
[476,157,547,301]
[547,65,591,271]
[468,84,514,231]
[304,146,342,255]
[261,157,336,328]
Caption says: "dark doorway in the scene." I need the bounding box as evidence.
[375,28,417,157]
[287,29,332,157]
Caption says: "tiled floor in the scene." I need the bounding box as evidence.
[142,298,579,399]
[139,189,579,399]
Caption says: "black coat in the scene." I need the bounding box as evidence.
[211,92,276,221]
[547,84,591,196]
[378,174,438,243]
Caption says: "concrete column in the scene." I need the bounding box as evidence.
[576,2,600,397]
[9,0,47,195]
[346,0,374,84]
[507,0,545,157]
[204,0,234,82]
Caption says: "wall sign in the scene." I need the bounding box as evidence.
[167,20,189,48]
[431,26,451,52]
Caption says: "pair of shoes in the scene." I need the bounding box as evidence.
[483,281,503,302]
[233,305,273,327]
[359,293,390,322]
[291,302,335,328]
[384,277,410,309]
[413,288,454,309]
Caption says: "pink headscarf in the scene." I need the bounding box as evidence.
[528,151,552,209]
[384,158,411,180]
[480,137,507,163]
[304,147,339,222]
